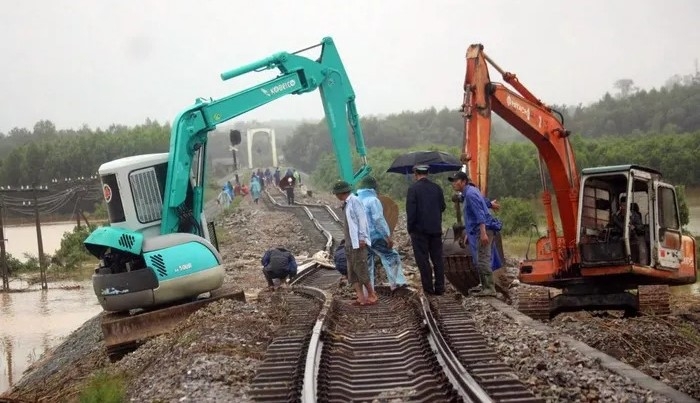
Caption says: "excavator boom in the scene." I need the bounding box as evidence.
[162,37,370,235]
[462,44,580,268]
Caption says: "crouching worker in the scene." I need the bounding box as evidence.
[334,239,348,284]
[261,246,298,291]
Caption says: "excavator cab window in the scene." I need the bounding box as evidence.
[128,163,167,224]
[579,175,628,265]
[655,184,683,269]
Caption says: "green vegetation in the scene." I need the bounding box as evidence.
[51,224,99,270]
[78,371,126,403]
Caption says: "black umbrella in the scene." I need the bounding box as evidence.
[386,150,463,174]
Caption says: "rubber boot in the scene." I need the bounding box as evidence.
[481,272,497,296]
[469,270,485,294]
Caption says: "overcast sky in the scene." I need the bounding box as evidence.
[1,0,698,133]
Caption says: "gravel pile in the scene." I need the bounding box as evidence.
[551,301,700,400]
[464,297,669,402]
[116,295,288,402]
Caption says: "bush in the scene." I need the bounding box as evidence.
[78,371,126,403]
[4,252,40,274]
[51,224,97,270]
[493,197,537,236]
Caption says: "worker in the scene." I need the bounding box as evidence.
[334,239,348,283]
[261,246,298,291]
[356,175,407,291]
[449,171,502,297]
[273,168,281,187]
[284,177,295,205]
[613,196,648,265]
[613,195,642,233]
[250,176,262,204]
[406,165,446,296]
[216,186,232,208]
[332,180,378,305]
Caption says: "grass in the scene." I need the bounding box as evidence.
[502,234,535,260]
[78,371,126,403]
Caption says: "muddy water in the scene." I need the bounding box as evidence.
[3,222,77,262]
[0,282,101,393]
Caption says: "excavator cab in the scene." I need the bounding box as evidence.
[577,164,694,280]
[578,165,655,268]
[519,165,696,320]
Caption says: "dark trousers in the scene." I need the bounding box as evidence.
[263,267,287,286]
[286,188,295,205]
[410,232,445,294]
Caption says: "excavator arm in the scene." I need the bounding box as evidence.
[161,37,371,235]
[461,44,580,267]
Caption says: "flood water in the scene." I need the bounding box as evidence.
[0,282,101,393]
[3,222,77,262]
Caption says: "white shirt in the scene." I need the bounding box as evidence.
[344,194,371,249]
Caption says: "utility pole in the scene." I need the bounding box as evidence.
[230,129,242,172]
[0,184,50,290]
[0,198,8,291]
[33,185,48,290]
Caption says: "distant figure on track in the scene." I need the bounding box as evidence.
[284,177,295,205]
[251,176,262,204]
[217,186,232,208]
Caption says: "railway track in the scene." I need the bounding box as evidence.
[250,186,541,402]
[263,185,344,252]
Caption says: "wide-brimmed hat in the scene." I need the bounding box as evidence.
[332,180,352,194]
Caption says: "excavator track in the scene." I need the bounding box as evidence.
[516,286,551,321]
[102,287,246,361]
[637,285,671,316]
[443,255,481,293]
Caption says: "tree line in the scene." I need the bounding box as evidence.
[0,77,698,215]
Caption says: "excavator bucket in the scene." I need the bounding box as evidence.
[378,194,399,234]
[442,225,509,297]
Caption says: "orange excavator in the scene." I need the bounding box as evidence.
[460,44,696,319]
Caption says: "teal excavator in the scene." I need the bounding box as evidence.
[85,37,371,313]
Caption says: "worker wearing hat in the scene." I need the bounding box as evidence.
[332,180,378,305]
[406,165,447,295]
[448,170,502,296]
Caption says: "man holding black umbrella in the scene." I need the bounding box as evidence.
[406,165,446,295]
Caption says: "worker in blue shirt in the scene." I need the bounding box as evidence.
[449,171,502,296]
